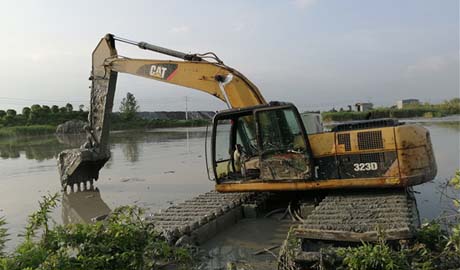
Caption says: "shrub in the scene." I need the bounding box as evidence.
[336,238,408,270]
[0,194,195,270]
[447,170,460,253]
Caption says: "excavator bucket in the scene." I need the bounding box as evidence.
[58,149,109,187]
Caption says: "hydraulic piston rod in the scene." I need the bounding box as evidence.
[112,34,204,62]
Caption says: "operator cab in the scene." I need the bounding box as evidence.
[211,102,314,184]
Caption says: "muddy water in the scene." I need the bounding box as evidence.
[0,119,459,258]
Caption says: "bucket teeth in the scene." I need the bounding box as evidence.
[58,148,109,188]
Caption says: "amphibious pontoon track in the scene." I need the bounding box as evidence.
[279,188,421,269]
[146,191,267,245]
[295,188,420,241]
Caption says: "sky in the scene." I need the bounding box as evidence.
[0,0,458,112]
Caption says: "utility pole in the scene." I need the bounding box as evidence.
[185,96,188,120]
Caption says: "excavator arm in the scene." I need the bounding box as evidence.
[58,34,266,187]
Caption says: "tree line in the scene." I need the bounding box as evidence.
[0,93,209,133]
[0,103,87,127]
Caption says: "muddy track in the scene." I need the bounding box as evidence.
[297,188,420,235]
[146,191,267,244]
[278,188,421,269]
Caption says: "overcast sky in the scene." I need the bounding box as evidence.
[0,0,458,112]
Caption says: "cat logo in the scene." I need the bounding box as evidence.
[149,65,168,79]
[137,63,178,81]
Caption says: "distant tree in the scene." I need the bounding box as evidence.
[59,107,67,113]
[0,110,6,118]
[31,104,42,113]
[51,105,59,114]
[65,103,73,113]
[42,105,51,114]
[119,92,139,120]
[6,109,16,117]
[442,98,460,114]
[79,104,85,112]
[22,107,31,117]
[339,107,344,112]
[450,97,460,103]
[29,105,42,122]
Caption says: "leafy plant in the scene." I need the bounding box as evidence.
[415,222,448,252]
[0,217,8,257]
[25,193,59,240]
[446,170,460,252]
[0,194,195,270]
[336,238,408,270]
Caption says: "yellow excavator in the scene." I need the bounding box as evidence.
[58,34,437,193]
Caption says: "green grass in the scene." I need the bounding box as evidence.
[0,125,56,138]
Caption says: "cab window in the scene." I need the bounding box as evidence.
[257,108,306,153]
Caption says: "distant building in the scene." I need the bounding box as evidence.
[355,102,373,112]
[396,99,420,109]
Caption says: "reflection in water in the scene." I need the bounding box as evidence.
[112,129,206,162]
[0,128,206,162]
[0,134,86,161]
[112,129,207,145]
[121,137,140,162]
[0,136,56,160]
[62,186,111,225]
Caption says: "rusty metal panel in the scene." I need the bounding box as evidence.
[394,124,437,185]
[307,133,336,157]
[394,125,429,149]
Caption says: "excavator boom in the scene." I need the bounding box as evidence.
[58,34,266,187]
